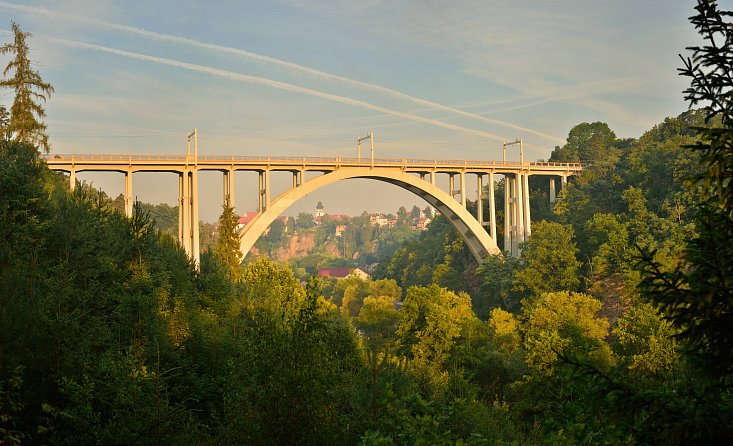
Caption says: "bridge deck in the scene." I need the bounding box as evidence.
[43,154,583,175]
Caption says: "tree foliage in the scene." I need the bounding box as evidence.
[0,23,54,152]
[638,0,733,379]
[213,204,241,280]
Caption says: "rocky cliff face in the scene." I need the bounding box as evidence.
[251,230,341,260]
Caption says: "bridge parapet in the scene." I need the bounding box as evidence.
[43,153,583,174]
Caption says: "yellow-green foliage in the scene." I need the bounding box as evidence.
[613,303,679,381]
[488,308,521,353]
[522,291,612,375]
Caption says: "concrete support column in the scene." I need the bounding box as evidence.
[223,170,234,209]
[523,173,531,238]
[459,171,466,207]
[178,173,184,246]
[449,174,455,199]
[515,173,525,255]
[181,171,192,257]
[292,171,299,188]
[124,171,133,218]
[258,171,264,213]
[562,174,568,188]
[264,169,271,210]
[191,169,200,268]
[476,175,484,226]
[504,174,511,254]
[430,171,436,185]
[69,170,76,191]
[549,176,557,203]
[488,171,496,242]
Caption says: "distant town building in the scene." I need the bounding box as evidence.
[370,214,388,227]
[317,267,370,280]
[315,201,325,218]
[236,211,257,231]
[415,217,432,231]
[335,225,347,236]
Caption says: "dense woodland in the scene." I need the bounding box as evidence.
[2,2,733,444]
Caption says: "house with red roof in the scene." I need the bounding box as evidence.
[236,211,257,231]
[317,267,370,280]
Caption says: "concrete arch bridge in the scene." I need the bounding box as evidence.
[44,154,582,266]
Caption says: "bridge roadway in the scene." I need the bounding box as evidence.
[44,153,583,265]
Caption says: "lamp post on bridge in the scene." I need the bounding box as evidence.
[187,128,198,160]
[502,137,523,164]
[356,132,374,164]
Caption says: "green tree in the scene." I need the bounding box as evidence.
[355,295,400,417]
[513,221,581,296]
[638,0,733,378]
[550,122,618,164]
[396,206,409,226]
[612,303,679,382]
[0,23,54,152]
[266,217,285,244]
[396,285,475,393]
[476,254,520,315]
[522,291,612,376]
[0,104,8,139]
[213,205,241,280]
[296,212,315,229]
[410,205,421,221]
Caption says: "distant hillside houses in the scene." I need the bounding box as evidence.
[317,267,370,280]
[313,201,348,226]
[236,212,289,235]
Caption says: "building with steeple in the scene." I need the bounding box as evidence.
[315,201,325,218]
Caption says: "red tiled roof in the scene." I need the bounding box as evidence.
[317,267,353,278]
[237,212,257,226]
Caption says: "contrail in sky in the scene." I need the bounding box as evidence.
[0,1,564,144]
[50,37,510,141]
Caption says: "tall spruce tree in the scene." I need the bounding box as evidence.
[214,205,242,280]
[0,22,54,152]
[0,104,8,139]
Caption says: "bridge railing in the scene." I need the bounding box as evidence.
[42,153,584,169]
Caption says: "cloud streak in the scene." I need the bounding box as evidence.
[0,1,563,144]
[49,36,510,141]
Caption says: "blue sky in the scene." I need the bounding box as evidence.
[0,1,706,221]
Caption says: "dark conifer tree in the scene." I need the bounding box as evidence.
[0,22,54,152]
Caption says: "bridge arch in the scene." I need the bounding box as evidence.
[239,168,501,262]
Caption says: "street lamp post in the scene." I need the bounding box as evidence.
[503,138,522,164]
[187,128,198,160]
[357,132,374,164]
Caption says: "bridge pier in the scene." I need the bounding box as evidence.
[124,171,133,218]
[522,173,531,239]
[488,171,496,242]
[223,170,234,209]
[550,176,556,202]
[515,173,525,256]
[69,169,76,191]
[460,172,466,207]
[504,174,511,255]
[178,170,200,267]
[477,175,484,226]
[258,170,271,212]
